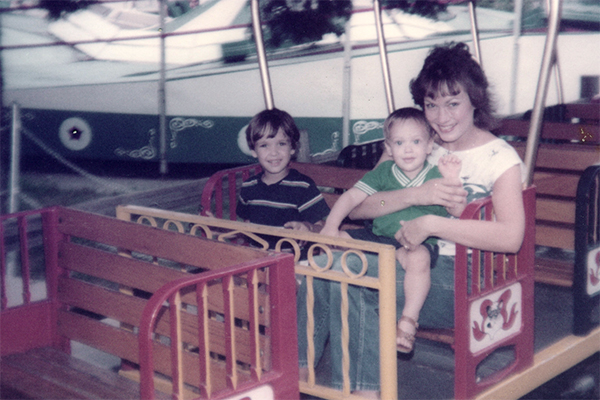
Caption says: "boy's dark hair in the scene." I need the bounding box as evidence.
[384,107,434,140]
[409,42,497,130]
[246,108,300,150]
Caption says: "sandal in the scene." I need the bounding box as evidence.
[396,315,418,353]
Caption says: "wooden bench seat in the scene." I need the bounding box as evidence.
[1,206,298,400]
[1,347,170,400]
[498,101,599,286]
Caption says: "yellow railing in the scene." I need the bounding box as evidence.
[116,205,398,400]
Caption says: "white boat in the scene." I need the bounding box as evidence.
[2,0,599,164]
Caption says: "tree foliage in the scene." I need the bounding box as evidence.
[259,0,456,49]
[260,0,353,48]
[383,1,448,19]
[38,0,98,20]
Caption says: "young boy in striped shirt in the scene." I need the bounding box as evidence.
[237,108,330,246]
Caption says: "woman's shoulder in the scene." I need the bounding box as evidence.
[482,137,521,156]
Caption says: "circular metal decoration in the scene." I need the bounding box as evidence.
[59,117,92,151]
[237,124,252,156]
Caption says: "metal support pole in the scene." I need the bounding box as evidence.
[341,24,352,148]
[373,0,394,114]
[468,1,482,66]
[523,0,562,187]
[251,0,275,110]
[9,103,21,213]
[159,0,168,175]
[545,0,564,104]
[509,0,523,114]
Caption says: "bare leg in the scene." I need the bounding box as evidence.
[438,154,465,217]
[395,245,431,351]
[437,153,462,180]
[338,230,352,239]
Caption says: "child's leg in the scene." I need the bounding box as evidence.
[395,245,431,351]
[437,153,462,180]
[338,230,352,239]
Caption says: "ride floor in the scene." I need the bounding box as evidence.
[301,281,599,400]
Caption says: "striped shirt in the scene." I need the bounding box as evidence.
[237,168,330,227]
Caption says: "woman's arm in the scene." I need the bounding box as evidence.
[348,178,467,220]
[396,165,525,253]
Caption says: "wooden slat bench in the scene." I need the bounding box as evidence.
[0,206,297,400]
[119,161,537,400]
[496,101,600,286]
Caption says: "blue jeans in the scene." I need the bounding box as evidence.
[297,252,455,391]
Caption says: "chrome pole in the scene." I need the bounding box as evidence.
[251,0,275,110]
[9,103,21,213]
[468,1,482,65]
[545,0,564,103]
[509,0,523,114]
[373,0,394,114]
[523,0,562,187]
[159,0,168,175]
[342,23,353,148]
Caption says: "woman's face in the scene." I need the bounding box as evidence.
[423,83,476,150]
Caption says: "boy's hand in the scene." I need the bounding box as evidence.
[319,225,341,238]
[284,221,311,232]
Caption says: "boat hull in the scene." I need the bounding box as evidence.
[5,32,599,164]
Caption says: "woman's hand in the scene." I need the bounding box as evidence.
[420,178,466,209]
[348,177,467,220]
[395,215,434,250]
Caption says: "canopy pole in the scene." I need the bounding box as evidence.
[509,0,523,114]
[342,22,353,149]
[545,0,565,104]
[251,0,275,110]
[523,0,562,187]
[373,0,394,114]
[9,103,21,213]
[468,1,482,65]
[158,0,168,175]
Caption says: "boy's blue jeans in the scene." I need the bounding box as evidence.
[297,252,455,391]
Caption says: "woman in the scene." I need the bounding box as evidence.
[298,42,526,398]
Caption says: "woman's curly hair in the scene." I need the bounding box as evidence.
[410,42,497,130]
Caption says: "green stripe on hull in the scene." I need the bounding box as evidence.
[19,109,385,164]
